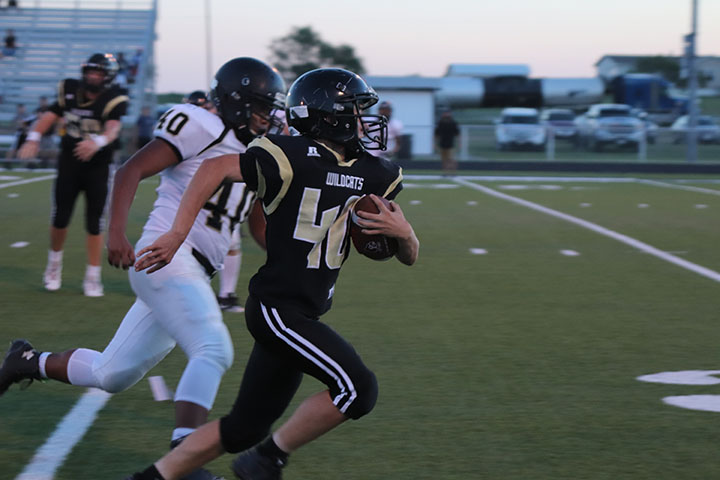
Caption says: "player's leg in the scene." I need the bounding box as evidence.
[0,299,175,394]
[217,226,243,313]
[44,154,80,290]
[131,241,233,440]
[231,297,377,478]
[81,163,110,297]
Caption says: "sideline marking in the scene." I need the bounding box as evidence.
[10,241,29,248]
[0,174,56,190]
[560,249,580,256]
[15,389,112,480]
[469,248,487,255]
[453,177,720,284]
[637,178,720,196]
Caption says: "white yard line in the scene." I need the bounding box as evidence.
[404,174,639,183]
[453,177,720,284]
[15,389,112,480]
[0,175,56,190]
[636,178,720,196]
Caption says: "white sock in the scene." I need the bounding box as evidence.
[66,348,102,387]
[172,427,196,442]
[219,252,241,297]
[48,250,63,264]
[85,265,101,280]
[38,352,50,379]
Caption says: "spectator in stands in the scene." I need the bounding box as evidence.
[435,109,460,173]
[128,48,143,83]
[5,103,32,160]
[115,51,129,87]
[2,29,17,57]
[135,105,154,151]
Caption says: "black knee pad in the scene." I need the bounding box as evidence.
[344,369,378,420]
[219,411,270,454]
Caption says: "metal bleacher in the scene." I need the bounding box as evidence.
[0,0,157,133]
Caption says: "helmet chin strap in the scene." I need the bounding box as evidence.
[233,125,257,146]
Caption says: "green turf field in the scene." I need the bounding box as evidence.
[2,170,720,479]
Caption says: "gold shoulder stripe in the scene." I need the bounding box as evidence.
[251,137,293,215]
[383,167,403,198]
[102,95,129,119]
[57,80,65,108]
[314,140,358,167]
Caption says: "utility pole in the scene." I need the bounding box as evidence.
[685,0,699,162]
[205,0,213,89]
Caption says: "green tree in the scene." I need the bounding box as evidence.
[632,56,711,88]
[269,26,365,85]
[633,56,681,84]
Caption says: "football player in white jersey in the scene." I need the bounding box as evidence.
[0,57,285,480]
[216,107,287,313]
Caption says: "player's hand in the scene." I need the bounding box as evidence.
[107,231,136,270]
[17,140,40,160]
[354,194,414,240]
[73,139,100,162]
[134,231,184,274]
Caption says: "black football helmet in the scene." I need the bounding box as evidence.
[209,57,286,132]
[186,90,209,107]
[81,53,119,93]
[286,68,387,156]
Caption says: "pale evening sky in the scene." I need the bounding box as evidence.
[154,0,719,93]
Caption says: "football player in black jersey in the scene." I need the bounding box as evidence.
[19,52,129,297]
[127,68,419,480]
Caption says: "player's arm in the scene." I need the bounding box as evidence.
[135,153,244,273]
[17,111,59,159]
[247,199,267,250]
[107,139,179,269]
[74,119,123,161]
[355,194,419,266]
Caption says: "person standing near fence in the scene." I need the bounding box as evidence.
[435,109,460,173]
[18,53,128,297]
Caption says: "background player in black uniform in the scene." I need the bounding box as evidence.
[19,53,129,297]
[127,68,419,480]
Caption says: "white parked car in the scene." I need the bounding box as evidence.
[670,115,720,144]
[495,107,546,151]
[574,104,645,151]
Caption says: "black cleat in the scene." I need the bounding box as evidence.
[231,447,287,480]
[170,435,226,480]
[0,339,42,395]
[217,294,244,313]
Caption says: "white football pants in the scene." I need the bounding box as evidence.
[69,233,233,410]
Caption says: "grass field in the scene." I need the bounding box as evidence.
[2,170,720,479]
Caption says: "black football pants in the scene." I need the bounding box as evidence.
[219,295,378,453]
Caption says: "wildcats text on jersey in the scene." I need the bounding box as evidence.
[325,172,364,191]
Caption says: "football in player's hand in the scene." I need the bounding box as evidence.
[350,195,399,261]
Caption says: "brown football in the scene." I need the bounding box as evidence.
[349,195,399,261]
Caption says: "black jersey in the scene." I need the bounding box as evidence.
[49,79,129,164]
[239,135,403,317]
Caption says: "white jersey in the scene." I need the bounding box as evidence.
[144,103,256,269]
